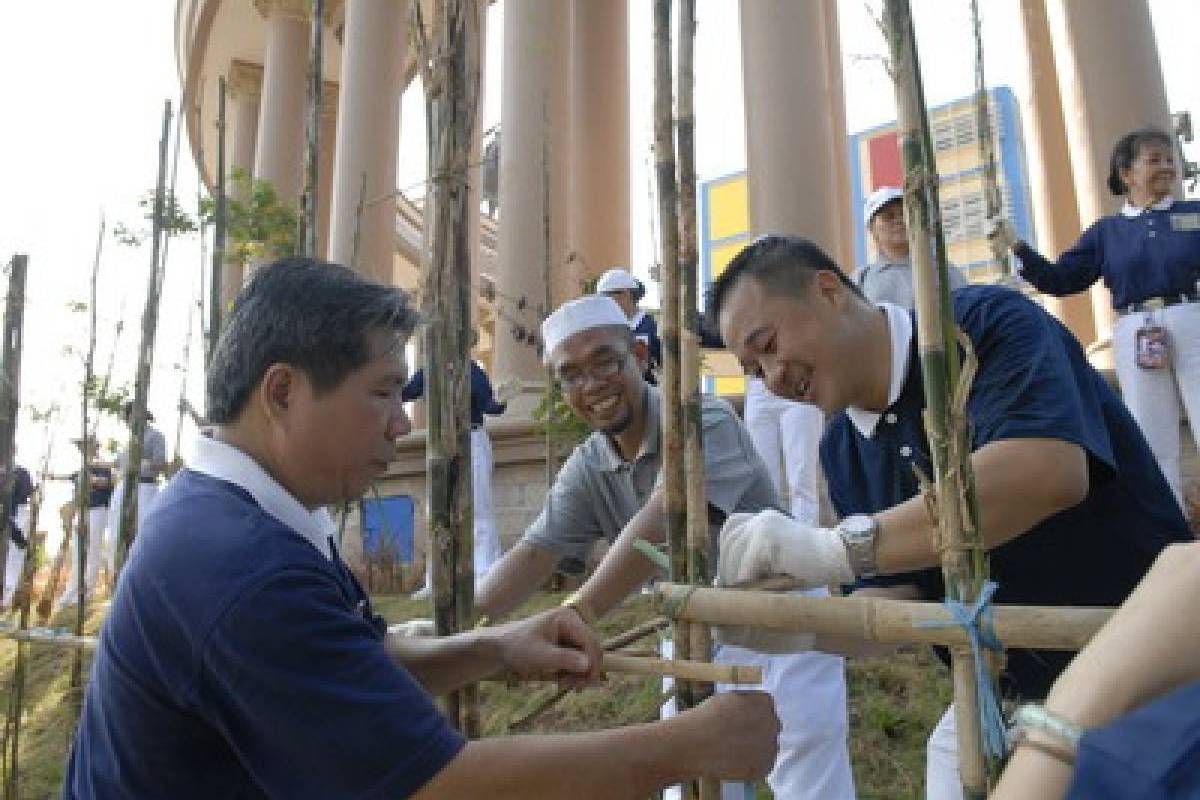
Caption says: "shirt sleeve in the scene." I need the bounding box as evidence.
[401,369,425,402]
[1014,223,1103,296]
[471,364,506,416]
[699,401,775,515]
[198,567,465,799]
[520,449,605,561]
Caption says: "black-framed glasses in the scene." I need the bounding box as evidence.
[555,351,629,391]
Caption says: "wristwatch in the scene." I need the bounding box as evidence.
[836,515,880,579]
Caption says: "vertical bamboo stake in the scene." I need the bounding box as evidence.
[300,0,324,258]
[0,256,28,599]
[68,217,103,724]
[675,4,716,797]
[114,101,173,575]
[882,1,992,795]
[208,75,228,369]
[424,0,481,735]
[969,0,1006,271]
[2,408,56,800]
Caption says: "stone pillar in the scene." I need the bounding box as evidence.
[739,0,840,252]
[1044,0,1173,358]
[820,0,854,270]
[253,0,310,212]
[317,84,338,259]
[226,60,262,310]
[570,0,629,282]
[1014,0,1095,345]
[494,0,571,416]
[328,0,407,284]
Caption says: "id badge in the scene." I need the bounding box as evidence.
[1169,212,1200,232]
[1135,317,1170,370]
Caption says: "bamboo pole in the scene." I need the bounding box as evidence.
[114,101,174,575]
[300,0,324,258]
[882,1,994,793]
[602,653,760,685]
[424,0,481,736]
[968,0,1007,271]
[0,257,27,589]
[656,584,1110,652]
[207,75,227,369]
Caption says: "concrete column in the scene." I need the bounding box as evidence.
[253,0,310,211]
[739,0,840,252]
[328,0,407,284]
[820,0,854,271]
[316,84,338,259]
[569,0,630,282]
[1044,0,1173,358]
[226,60,262,311]
[1014,0,1095,346]
[495,0,571,415]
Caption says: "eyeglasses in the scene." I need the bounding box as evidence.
[556,351,629,391]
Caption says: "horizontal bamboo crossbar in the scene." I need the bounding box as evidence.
[655,583,1112,651]
[0,626,97,650]
[602,653,761,685]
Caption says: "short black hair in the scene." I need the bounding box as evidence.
[704,235,862,331]
[206,258,420,424]
[1107,127,1174,196]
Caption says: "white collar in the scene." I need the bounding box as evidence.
[189,435,337,560]
[1121,196,1174,217]
[847,303,912,438]
[629,309,646,329]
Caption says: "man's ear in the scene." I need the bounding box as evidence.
[814,269,847,308]
[258,363,299,423]
[632,338,650,371]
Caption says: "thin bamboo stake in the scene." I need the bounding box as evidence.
[656,583,1110,651]
[424,0,481,736]
[300,0,324,258]
[601,653,760,685]
[882,1,993,793]
[968,0,1007,271]
[114,101,174,575]
[207,75,227,369]
[0,257,27,592]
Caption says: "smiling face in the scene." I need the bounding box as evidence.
[275,328,413,507]
[718,271,868,416]
[868,200,909,261]
[1121,139,1177,206]
[549,326,648,435]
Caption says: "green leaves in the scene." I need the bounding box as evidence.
[200,169,300,267]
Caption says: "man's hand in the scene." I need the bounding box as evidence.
[717,510,853,589]
[677,692,780,782]
[493,607,603,690]
[985,216,1018,253]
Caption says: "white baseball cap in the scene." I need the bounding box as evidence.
[864,186,904,225]
[541,294,631,362]
[596,268,640,294]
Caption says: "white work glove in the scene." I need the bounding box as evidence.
[717,510,853,590]
[985,216,1018,253]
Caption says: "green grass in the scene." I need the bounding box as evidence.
[0,593,951,798]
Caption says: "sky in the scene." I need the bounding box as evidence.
[0,0,1197,550]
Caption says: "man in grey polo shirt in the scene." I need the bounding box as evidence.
[857,185,969,307]
[478,294,855,800]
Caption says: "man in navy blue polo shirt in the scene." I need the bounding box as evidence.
[704,235,1192,799]
[64,258,778,800]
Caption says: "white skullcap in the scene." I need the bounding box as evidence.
[541,294,630,361]
[864,186,904,224]
[596,268,640,294]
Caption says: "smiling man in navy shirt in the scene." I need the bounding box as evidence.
[63,258,779,800]
[705,235,1192,799]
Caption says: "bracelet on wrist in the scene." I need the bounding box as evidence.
[1011,703,1082,764]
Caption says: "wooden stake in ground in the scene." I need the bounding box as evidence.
[882,1,994,794]
[0,256,28,598]
[423,0,482,735]
[207,75,228,369]
[299,0,324,258]
[114,101,174,574]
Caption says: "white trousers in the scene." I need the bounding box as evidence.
[2,504,31,606]
[926,704,963,800]
[662,612,856,800]
[105,481,160,571]
[1113,302,1200,513]
[744,378,824,524]
[56,506,109,608]
[424,427,502,589]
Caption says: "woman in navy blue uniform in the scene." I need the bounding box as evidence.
[598,268,662,384]
[993,128,1200,514]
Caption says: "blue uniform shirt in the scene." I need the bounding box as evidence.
[631,311,663,383]
[64,466,464,798]
[1015,198,1200,309]
[822,286,1191,698]
[402,361,506,426]
[1067,680,1200,798]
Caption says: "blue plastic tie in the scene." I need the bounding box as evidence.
[917,579,1007,761]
